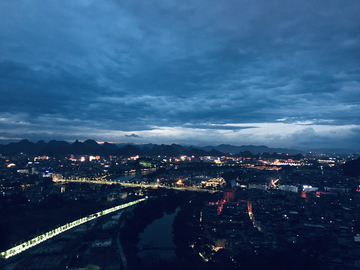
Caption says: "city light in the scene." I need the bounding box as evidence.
[176,179,183,185]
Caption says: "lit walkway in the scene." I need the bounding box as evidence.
[0,198,147,260]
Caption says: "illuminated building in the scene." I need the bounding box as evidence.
[201,177,226,187]
[224,189,236,202]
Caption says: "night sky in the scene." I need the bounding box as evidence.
[0,0,359,150]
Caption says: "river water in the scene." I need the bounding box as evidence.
[114,169,155,183]
[137,208,179,260]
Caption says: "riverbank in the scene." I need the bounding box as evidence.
[119,189,214,270]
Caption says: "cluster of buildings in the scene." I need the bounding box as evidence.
[197,163,360,269]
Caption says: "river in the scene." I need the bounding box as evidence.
[114,169,155,183]
[137,208,179,261]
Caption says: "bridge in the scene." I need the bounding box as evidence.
[54,179,218,193]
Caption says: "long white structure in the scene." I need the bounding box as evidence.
[278,185,298,193]
[0,197,147,260]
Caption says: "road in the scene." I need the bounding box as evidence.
[54,179,218,193]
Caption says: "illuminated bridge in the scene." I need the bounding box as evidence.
[54,179,218,193]
[0,198,147,260]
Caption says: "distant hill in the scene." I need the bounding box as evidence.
[203,144,303,155]
[309,148,359,154]
[0,139,313,158]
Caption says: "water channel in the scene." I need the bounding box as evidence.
[114,169,155,183]
[137,208,179,261]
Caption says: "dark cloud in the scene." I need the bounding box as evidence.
[125,134,140,138]
[0,0,359,150]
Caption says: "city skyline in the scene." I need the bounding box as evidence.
[1,1,360,149]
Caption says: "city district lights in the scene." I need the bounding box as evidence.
[0,198,147,260]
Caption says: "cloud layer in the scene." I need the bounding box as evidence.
[0,0,359,150]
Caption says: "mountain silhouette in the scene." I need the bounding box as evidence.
[0,139,309,158]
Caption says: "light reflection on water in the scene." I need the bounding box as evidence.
[114,169,155,183]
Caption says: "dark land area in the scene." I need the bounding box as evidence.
[1,142,360,269]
